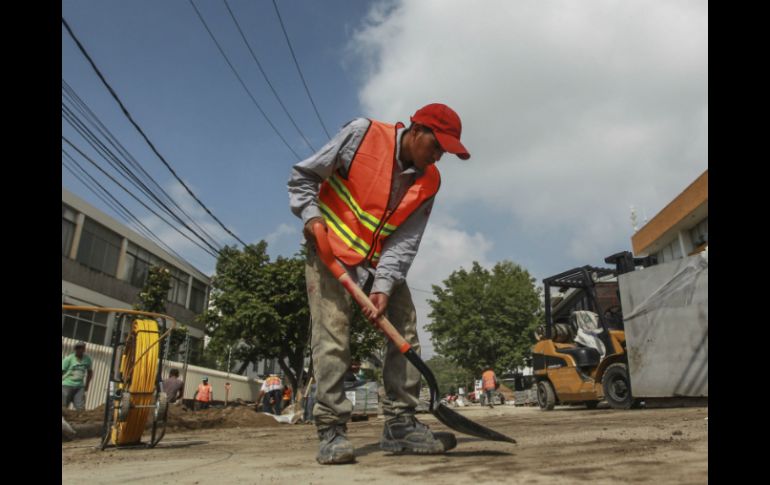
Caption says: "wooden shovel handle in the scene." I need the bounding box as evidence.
[312,222,411,353]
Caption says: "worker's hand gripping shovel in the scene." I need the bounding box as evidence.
[312,222,516,444]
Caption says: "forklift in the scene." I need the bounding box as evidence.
[531,251,656,410]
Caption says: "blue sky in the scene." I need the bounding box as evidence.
[62,1,708,358]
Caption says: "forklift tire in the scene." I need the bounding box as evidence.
[602,363,638,410]
[537,380,556,411]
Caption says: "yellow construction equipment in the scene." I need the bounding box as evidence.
[61,306,175,449]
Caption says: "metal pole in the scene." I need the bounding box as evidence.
[181,334,191,402]
[227,346,232,379]
[162,318,170,382]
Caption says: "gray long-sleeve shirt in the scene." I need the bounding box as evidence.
[288,118,435,296]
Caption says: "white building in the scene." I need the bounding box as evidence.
[62,188,211,363]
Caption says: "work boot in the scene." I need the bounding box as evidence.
[316,424,355,465]
[380,414,447,454]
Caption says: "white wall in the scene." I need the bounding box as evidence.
[62,337,263,411]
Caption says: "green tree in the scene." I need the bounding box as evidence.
[202,242,381,393]
[425,355,475,395]
[134,265,189,362]
[427,260,542,376]
[134,265,170,313]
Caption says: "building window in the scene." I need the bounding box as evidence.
[689,218,708,246]
[76,218,122,276]
[62,309,109,345]
[655,238,683,263]
[187,337,204,366]
[62,205,77,256]
[122,243,160,288]
[189,279,207,313]
[167,267,190,307]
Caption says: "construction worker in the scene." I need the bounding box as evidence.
[482,367,499,408]
[62,341,93,411]
[288,103,471,464]
[193,376,213,410]
[162,368,185,404]
[257,374,283,414]
[282,385,292,411]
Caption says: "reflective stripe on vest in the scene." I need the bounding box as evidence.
[318,119,440,267]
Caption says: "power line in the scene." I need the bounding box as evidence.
[62,79,227,251]
[62,150,193,265]
[62,135,221,258]
[62,136,220,258]
[61,85,225,252]
[62,150,199,264]
[223,0,317,153]
[271,0,332,139]
[409,286,434,294]
[61,103,222,255]
[62,16,247,247]
[187,0,304,161]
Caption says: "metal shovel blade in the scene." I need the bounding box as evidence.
[434,403,517,444]
[405,349,516,444]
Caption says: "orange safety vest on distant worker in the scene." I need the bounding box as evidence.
[196,383,212,402]
[482,370,497,391]
[318,120,441,267]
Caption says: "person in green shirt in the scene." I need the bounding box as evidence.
[62,341,93,411]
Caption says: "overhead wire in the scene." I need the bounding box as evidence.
[271,0,332,139]
[62,135,221,258]
[62,149,195,265]
[187,0,305,161]
[62,79,226,251]
[223,0,317,152]
[62,16,247,247]
[61,106,221,257]
[61,98,224,254]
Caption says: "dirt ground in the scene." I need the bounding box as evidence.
[62,404,707,484]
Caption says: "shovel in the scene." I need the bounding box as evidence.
[312,223,516,444]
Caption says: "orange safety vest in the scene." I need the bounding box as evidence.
[482,370,497,391]
[318,120,441,267]
[196,383,212,402]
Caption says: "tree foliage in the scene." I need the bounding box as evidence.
[134,265,189,361]
[202,242,381,392]
[426,260,542,376]
[424,355,476,395]
[134,265,170,313]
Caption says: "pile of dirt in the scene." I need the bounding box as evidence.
[164,404,282,431]
[63,403,282,433]
[63,405,107,424]
[498,383,516,401]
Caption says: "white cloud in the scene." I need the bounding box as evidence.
[350,0,706,240]
[408,217,495,358]
[264,222,300,251]
[349,0,707,357]
[137,180,232,274]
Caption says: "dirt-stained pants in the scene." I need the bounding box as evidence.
[305,244,421,429]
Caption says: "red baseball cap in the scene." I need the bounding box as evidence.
[410,103,470,160]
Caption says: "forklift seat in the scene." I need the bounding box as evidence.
[571,311,606,358]
[556,346,601,368]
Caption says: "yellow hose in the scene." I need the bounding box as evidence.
[111,319,160,445]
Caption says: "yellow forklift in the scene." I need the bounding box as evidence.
[532,252,655,410]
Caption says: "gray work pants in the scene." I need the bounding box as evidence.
[62,385,86,411]
[305,243,421,429]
